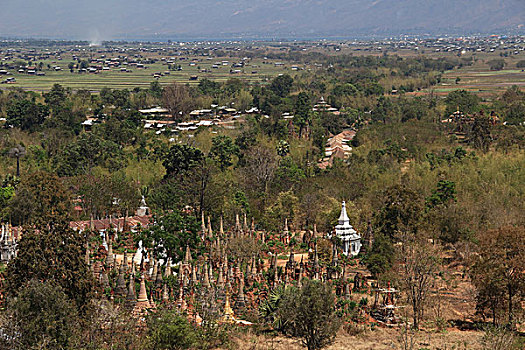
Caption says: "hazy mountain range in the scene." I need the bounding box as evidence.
[1,0,524,40]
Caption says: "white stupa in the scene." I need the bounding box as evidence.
[335,201,361,256]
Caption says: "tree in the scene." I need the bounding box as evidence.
[0,181,15,220]
[240,145,277,195]
[270,74,294,97]
[278,280,341,350]
[198,78,221,96]
[149,80,163,99]
[44,83,67,110]
[470,226,524,328]
[396,235,441,330]
[8,171,71,226]
[145,308,198,350]
[294,92,311,137]
[6,99,49,131]
[444,89,480,116]
[209,135,238,171]
[8,144,26,177]
[374,184,423,241]
[3,279,78,350]
[5,223,94,310]
[264,190,299,231]
[516,60,525,69]
[163,144,204,178]
[162,83,195,121]
[138,211,201,263]
[55,132,125,176]
[470,115,492,153]
[372,96,395,124]
[425,180,456,210]
[45,102,85,134]
[272,156,306,193]
[487,59,505,71]
[364,232,395,277]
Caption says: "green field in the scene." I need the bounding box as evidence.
[1,57,294,92]
[414,55,525,98]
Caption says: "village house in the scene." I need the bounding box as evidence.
[318,129,356,169]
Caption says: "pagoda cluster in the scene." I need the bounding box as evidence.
[86,212,368,324]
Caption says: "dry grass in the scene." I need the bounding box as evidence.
[231,327,484,350]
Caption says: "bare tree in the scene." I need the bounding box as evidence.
[397,233,441,329]
[162,83,195,121]
[8,145,26,177]
[241,145,277,195]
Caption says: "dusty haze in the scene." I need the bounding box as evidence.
[1,0,524,40]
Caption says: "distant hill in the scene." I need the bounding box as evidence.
[0,0,524,40]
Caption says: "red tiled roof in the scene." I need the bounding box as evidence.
[69,215,152,232]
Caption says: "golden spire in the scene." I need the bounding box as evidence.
[222,292,235,323]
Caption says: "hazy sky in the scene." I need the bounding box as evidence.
[1,0,524,40]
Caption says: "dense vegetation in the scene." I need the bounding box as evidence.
[0,48,523,349]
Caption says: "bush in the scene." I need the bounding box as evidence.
[145,308,198,350]
[278,280,341,350]
[487,59,505,71]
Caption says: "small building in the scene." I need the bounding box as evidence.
[334,201,361,256]
[318,129,355,169]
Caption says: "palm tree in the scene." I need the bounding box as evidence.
[8,145,26,177]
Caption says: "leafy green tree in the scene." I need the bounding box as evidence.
[6,223,94,309]
[364,232,395,277]
[55,133,125,176]
[163,144,204,178]
[0,182,15,220]
[332,83,358,97]
[273,156,306,193]
[138,211,201,263]
[444,89,480,116]
[374,184,423,241]
[399,97,428,122]
[8,171,71,226]
[148,178,185,212]
[4,279,78,350]
[270,74,294,97]
[209,135,239,171]
[470,115,492,153]
[145,308,198,350]
[259,285,286,330]
[6,99,49,131]
[45,102,84,134]
[44,83,68,110]
[278,280,341,350]
[149,80,163,99]
[198,78,221,96]
[294,92,311,137]
[264,190,299,231]
[426,180,457,209]
[372,96,395,124]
